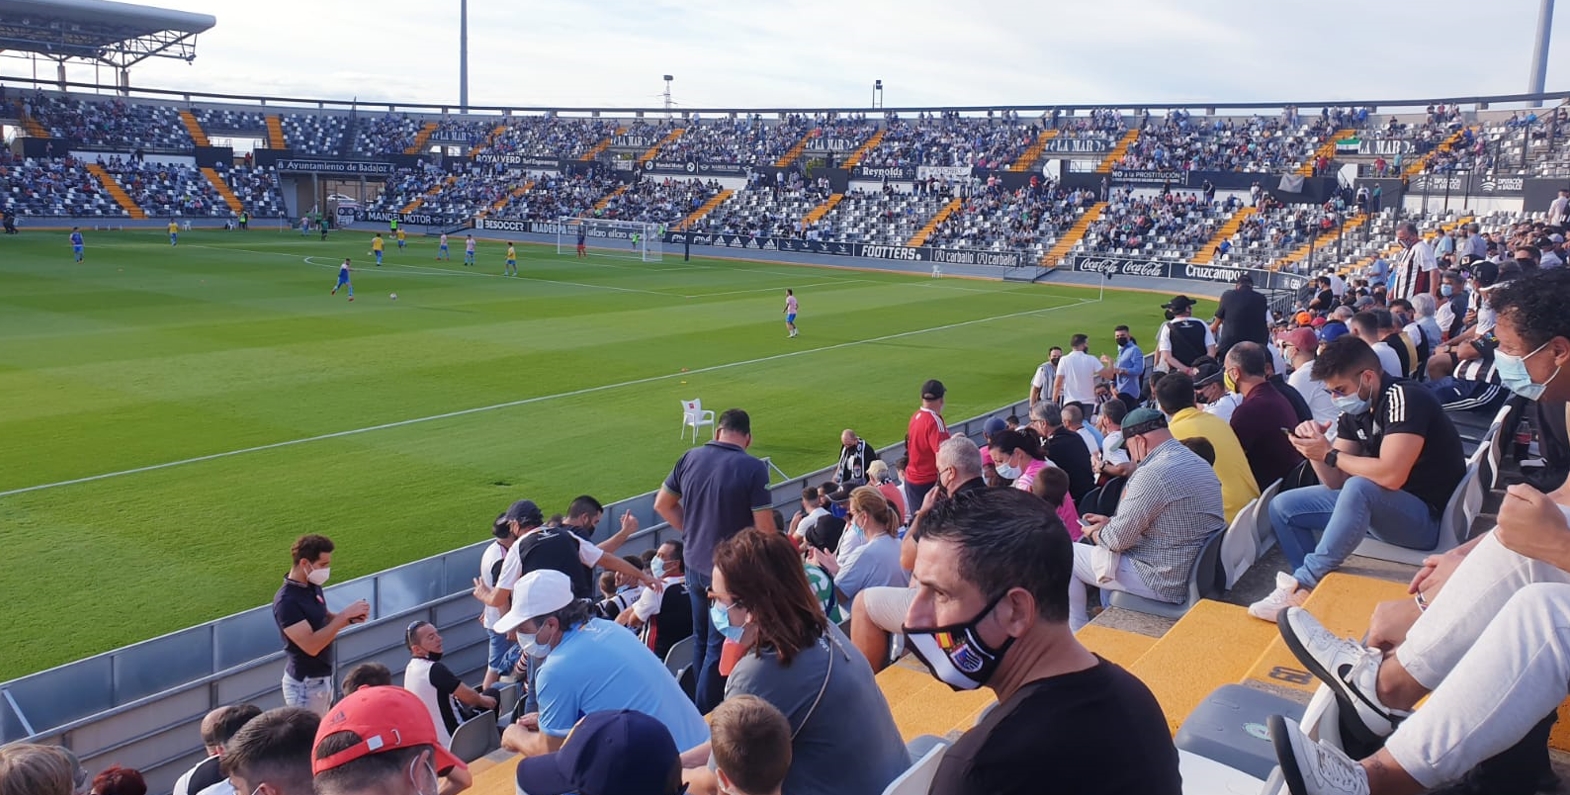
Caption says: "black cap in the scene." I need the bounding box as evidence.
[921,379,946,400]
[1162,295,1196,311]
[503,499,544,527]
[826,485,857,504]
[1193,358,1224,387]
[491,512,512,539]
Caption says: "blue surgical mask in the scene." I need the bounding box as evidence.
[849,522,866,539]
[1495,341,1561,401]
[650,556,667,579]
[709,601,746,642]
[1440,284,1454,297]
[994,460,1022,480]
[1332,372,1374,415]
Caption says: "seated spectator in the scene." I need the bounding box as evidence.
[692,527,908,795]
[1155,372,1261,522]
[518,710,685,795]
[1351,309,1405,377]
[596,554,649,618]
[223,707,322,795]
[849,436,984,672]
[1073,409,1226,630]
[1250,336,1465,621]
[1277,327,1339,435]
[310,686,470,795]
[1028,466,1082,540]
[1180,437,1216,464]
[1226,342,1306,487]
[788,486,830,540]
[1061,403,1104,456]
[1027,402,1096,502]
[866,460,907,523]
[801,518,849,623]
[495,570,708,757]
[341,663,393,697]
[0,744,77,795]
[618,540,694,661]
[173,704,262,795]
[834,429,873,485]
[807,487,908,606]
[404,621,498,748]
[1095,399,1134,478]
[90,767,144,795]
[1425,354,1507,415]
[906,487,1181,795]
[1193,357,1242,421]
[989,429,1082,539]
[703,696,791,795]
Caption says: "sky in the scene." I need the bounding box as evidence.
[4,0,1570,111]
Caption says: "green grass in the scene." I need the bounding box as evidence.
[0,228,1172,679]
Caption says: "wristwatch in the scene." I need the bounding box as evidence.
[1324,449,1340,469]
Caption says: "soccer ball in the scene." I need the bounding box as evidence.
[389,293,398,300]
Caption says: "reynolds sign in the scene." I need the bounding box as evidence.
[851,165,918,181]
[276,159,396,176]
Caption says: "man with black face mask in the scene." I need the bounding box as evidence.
[404,621,497,748]
[904,488,1181,795]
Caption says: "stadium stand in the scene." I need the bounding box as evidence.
[21,92,193,150]
[192,107,269,136]
[101,158,230,217]
[857,111,1041,170]
[652,114,816,166]
[221,165,289,218]
[351,112,425,157]
[1,154,130,217]
[279,112,350,157]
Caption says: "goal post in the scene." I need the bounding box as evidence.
[555,217,665,262]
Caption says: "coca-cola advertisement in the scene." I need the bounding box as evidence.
[1072,256,1171,279]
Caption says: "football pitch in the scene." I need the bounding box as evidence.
[0,228,1170,679]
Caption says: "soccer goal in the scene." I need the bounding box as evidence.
[555,217,664,262]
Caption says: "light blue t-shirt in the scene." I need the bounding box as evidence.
[834,535,907,603]
[536,618,710,751]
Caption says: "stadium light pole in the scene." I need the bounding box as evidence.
[1529,0,1554,107]
[664,75,674,118]
[459,0,469,112]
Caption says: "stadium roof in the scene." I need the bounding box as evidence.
[0,0,214,68]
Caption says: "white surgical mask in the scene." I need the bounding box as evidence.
[994,460,1022,480]
[517,628,552,658]
[306,566,330,586]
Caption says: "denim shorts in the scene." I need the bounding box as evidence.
[487,628,522,675]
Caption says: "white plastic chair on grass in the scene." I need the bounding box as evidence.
[680,399,714,444]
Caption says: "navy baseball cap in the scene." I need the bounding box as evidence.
[514,710,682,795]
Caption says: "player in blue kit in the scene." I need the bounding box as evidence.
[70,227,84,262]
[331,258,355,301]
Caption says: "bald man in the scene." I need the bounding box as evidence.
[835,429,874,486]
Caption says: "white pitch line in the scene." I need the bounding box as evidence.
[0,295,1100,498]
[684,279,874,299]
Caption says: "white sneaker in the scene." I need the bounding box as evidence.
[1248,572,1308,621]
[1270,715,1370,795]
[1278,607,1411,744]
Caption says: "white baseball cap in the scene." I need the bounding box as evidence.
[494,569,575,635]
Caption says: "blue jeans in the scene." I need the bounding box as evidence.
[281,673,333,716]
[487,628,522,677]
[686,568,724,713]
[1269,478,1441,589]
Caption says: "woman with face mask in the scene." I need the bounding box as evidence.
[691,527,910,795]
[989,429,1083,540]
[807,487,908,608]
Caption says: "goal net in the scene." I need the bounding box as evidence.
[555,217,664,262]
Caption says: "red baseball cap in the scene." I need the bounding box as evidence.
[311,686,466,776]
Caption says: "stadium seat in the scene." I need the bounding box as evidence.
[494,682,519,721]
[1354,455,1484,566]
[1178,749,1267,795]
[1108,527,1226,619]
[1218,478,1282,589]
[878,739,948,795]
[680,400,715,443]
[1175,683,1304,780]
[663,635,694,678]
[449,710,499,762]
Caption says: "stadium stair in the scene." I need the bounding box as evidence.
[676,189,734,231]
[467,123,510,158]
[801,192,844,226]
[178,110,210,147]
[85,163,146,219]
[1193,206,1256,264]
[402,175,456,214]
[265,114,286,149]
[1295,128,1355,177]
[840,129,886,168]
[1270,212,1368,272]
[1126,601,1281,734]
[638,128,686,165]
[580,126,625,161]
[1404,126,1474,178]
[904,196,964,247]
[481,180,535,218]
[1008,128,1060,172]
[200,167,245,214]
[1038,201,1105,269]
[405,121,439,156]
[20,111,49,139]
[773,129,819,168]
[592,184,629,212]
[1241,573,1408,697]
[1095,129,1140,173]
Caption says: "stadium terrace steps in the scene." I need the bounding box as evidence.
[467,750,522,795]
[406,121,439,156]
[592,184,630,212]
[905,196,964,247]
[1095,129,1140,173]
[1242,572,1409,697]
[1040,201,1105,268]
[482,180,535,217]
[200,167,244,214]
[265,114,286,149]
[402,175,456,214]
[802,192,844,226]
[1194,206,1257,264]
[1126,600,1281,735]
[1008,128,1060,172]
[178,110,210,148]
[1076,624,1160,666]
[1296,128,1355,177]
[677,189,734,231]
[85,163,146,219]
[1405,126,1474,178]
[1343,214,1474,276]
[773,129,819,168]
[580,126,624,161]
[20,111,49,139]
[467,123,510,158]
[1271,211,1367,272]
[638,128,686,165]
[876,663,996,742]
[840,129,886,168]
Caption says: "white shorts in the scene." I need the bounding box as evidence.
[859,586,916,633]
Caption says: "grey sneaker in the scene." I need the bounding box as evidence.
[1271,715,1371,795]
[1278,607,1411,745]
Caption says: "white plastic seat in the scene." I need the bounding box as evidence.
[680,399,715,443]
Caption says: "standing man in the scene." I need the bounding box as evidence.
[388,214,398,237]
[395,226,407,250]
[168,218,180,246]
[1052,334,1101,417]
[1550,187,1569,227]
[239,209,249,231]
[1029,347,1063,406]
[330,258,353,301]
[654,408,775,713]
[784,289,799,338]
[1104,325,1145,408]
[478,514,520,690]
[70,227,84,262]
[1211,273,1270,359]
[903,380,952,512]
[437,232,450,261]
[576,224,588,258]
[371,233,384,267]
[463,234,476,267]
[1156,295,1217,375]
[272,534,368,716]
[505,241,518,276]
[834,429,873,485]
[1389,221,1439,301]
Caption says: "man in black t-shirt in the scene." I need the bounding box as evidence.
[904,488,1181,795]
[1212,273,1270,358]
[1249,337,1464,621]
[272,534,368,715]
[1028,401,1096,503]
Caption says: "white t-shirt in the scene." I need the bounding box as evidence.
[479,540,509,630]
[1101,431,1130,467]
[1075,427,1100,460]
[796,506,829,537]
[1203,393,1242,422]
[1056,350,1101,405]
[632,574,687,622]
[496,529,604,591]
[1371,342,1403,378]
[1287,363,1339,440]
[1030,361,1057,401]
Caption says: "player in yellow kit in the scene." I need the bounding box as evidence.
[505,242,517,276]
[168,220,179,246]
[371,233,385,266]
[396,227,407,250]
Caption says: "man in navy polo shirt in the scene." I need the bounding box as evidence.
[655,408,775,713]
[272,534,368,715]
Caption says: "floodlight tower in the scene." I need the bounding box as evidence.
[664,75,674,118]
[873,79,884,109]
[459,0,469,111]
[1529,0,1555,107]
